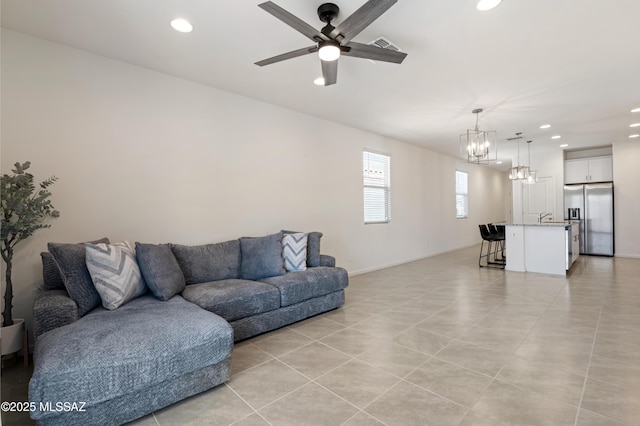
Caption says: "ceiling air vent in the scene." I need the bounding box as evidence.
[368,36,401,63]
[370,36,400,51]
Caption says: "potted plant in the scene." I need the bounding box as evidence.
[1,162,59,356]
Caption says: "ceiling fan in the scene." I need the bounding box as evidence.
[255,0,408,86]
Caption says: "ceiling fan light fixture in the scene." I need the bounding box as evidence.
[255,2,407,84]
[477,0,502,11]
[318,42,340,61]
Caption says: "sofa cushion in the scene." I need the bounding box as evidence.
[282,230,323,267]
[85,241,147,310]
[135,242,185,301]
[171,240,241,284]
[282,233,307,272]
[260,266,349,307]
[29,295,233,414]
[48,239,111,316]
[182,279,281,322]
[240,232,285,280]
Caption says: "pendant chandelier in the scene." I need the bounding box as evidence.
[522,140,538,184]
[460,108,497,164]
[507,132,531,181]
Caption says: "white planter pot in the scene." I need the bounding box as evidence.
[1,318,25,356]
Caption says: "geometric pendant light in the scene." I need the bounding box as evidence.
[522,140,538,184]
[460,108,497,164]
[507,132,531,181]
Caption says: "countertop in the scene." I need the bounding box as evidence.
[505,221,579,227]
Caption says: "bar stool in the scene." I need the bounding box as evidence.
[478,224,505,268]
[488,224,506,260]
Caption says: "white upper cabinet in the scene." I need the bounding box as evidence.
[564,156,612,184]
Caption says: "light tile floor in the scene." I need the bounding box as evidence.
[2,246,639,425]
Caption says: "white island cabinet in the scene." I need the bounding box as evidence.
[505,222,579,275]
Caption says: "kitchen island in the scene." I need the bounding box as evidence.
[505,221,579,275]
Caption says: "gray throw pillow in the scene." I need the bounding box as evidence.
[42,238,110,292]
[282,230,323,267]
[240,232,286,280]
[135,242,185,301]
[171,239,241,284]
[48,238,110,316]
[41,252,66,291]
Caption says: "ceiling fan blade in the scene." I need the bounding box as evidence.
[321,59,338,86]
[258,2,326,42]
[255,46,318,66]
[342,41,407,63]
[328,0,397,44]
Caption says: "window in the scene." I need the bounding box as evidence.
[456,170,468,218]
[363,150,391,224]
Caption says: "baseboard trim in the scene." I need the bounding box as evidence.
[347,244,478,276]
[614,253,640,259]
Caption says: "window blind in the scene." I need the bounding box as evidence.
[456,170,468,218]
[363,151,391,224]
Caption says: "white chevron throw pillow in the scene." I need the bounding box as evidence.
[282,233,308,272]
[85,241,147,310]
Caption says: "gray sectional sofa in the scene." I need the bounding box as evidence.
[29,231,348,426]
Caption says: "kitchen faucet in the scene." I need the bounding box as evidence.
[539,212,552,223]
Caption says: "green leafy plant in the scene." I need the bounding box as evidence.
[1,162,59,327]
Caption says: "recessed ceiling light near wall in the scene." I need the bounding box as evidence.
[560,144,569,147]
[477,0,502,11]
[551,135,562,139]
[170,18,193,33]
[630,123,640,128]
[631,107,640,113]
[540,124,551,129]
[630,134,640,139]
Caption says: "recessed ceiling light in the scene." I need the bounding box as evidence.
[630,134,640,139]
[496,161,503,164]
[540,124,551,129]
[551,135,562,139]
[630,123,640,128]
[170,18,193,33]
[313,77,325,86]
[560,144,569,147]
[476,0,502,11]
[631,107,640,113]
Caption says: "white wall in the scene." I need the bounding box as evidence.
[0,30,506,332]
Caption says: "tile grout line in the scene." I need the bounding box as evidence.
[572,301,604,426]
[223,382,272,426]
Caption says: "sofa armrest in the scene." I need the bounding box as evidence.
[33,289,80,339]
[318,254,336,267]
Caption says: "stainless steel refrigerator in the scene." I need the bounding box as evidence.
[564,182,614,256]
